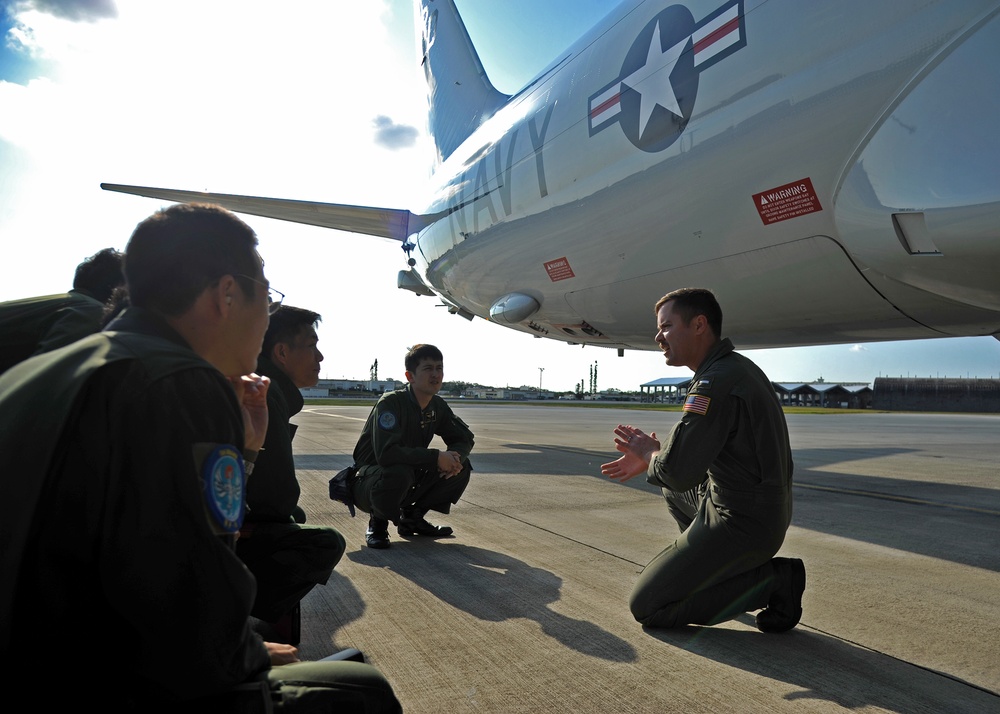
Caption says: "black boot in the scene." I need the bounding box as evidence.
[270,602,301,645]
[398,509,453,537]
[755,558,805,633]
[365,515,390,549]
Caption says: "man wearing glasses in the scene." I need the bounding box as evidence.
[237,304,347,645]
[0,204,401,712]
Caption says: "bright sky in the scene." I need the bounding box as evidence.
[2,0,997,392]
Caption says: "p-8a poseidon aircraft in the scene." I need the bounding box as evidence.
[103,0,1000,353]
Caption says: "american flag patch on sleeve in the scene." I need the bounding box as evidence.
[683,394,711,415]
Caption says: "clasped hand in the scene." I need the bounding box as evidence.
[229,373,271,453]
[437,450,464,478]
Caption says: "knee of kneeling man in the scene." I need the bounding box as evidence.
[627,590,650,623]
[629,590,679,628]
[325,528,347,552]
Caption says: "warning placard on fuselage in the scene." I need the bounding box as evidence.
[753,177,822,225]
[544,257,576,282]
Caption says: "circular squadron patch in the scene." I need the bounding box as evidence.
[378,411,398,430]
[201,444,245,532]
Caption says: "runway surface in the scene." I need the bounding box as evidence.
[289,403,1000,713]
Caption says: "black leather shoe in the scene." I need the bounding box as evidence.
[397,516,453,537]
[269,603,301,645]
[365,516,390,549]
[756,557,805,633]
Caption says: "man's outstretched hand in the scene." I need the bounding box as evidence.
[600,423,659,483]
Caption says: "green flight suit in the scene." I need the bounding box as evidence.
[630,338,794,627]
[0,308,401,713]
[351,385,475,522]
[237,356,346,622]
[0,289,106,374]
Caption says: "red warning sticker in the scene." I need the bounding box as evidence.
[544,257,576,282]
[753,177,822,225]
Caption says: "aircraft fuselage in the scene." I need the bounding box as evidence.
[413,0,1000,350]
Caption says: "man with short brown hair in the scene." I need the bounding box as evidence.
[601,287,805,633]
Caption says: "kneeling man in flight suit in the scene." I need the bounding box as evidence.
[602,287,806,632]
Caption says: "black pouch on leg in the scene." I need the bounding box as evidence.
[328,465,358,517]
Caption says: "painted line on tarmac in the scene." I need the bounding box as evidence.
[795,482,1000,516]
[302,408,367,422]
[458,500,648,568]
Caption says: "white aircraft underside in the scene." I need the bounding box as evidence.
[103,0,1000,352]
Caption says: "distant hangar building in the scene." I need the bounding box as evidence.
[639,377,692,403]
[640,376,1000,412]
[872,377,1000,413]
[302,378,403,397]
[639,378,873,408]
[774,382,873,409]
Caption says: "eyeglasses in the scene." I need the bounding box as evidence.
[236,274,284,314]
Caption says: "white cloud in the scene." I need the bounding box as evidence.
[373,114,419,149]
[26,0,118,23]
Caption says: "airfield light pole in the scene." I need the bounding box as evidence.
[538,367,545,396]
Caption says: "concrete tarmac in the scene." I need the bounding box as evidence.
[290,404,1000,713]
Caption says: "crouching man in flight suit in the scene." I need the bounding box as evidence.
[351,343,475,549]
[601,287,806,633]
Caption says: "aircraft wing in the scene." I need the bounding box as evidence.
[100,183,418,242]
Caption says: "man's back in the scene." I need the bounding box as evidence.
[0,290,105,374]
[0,310,269,706]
